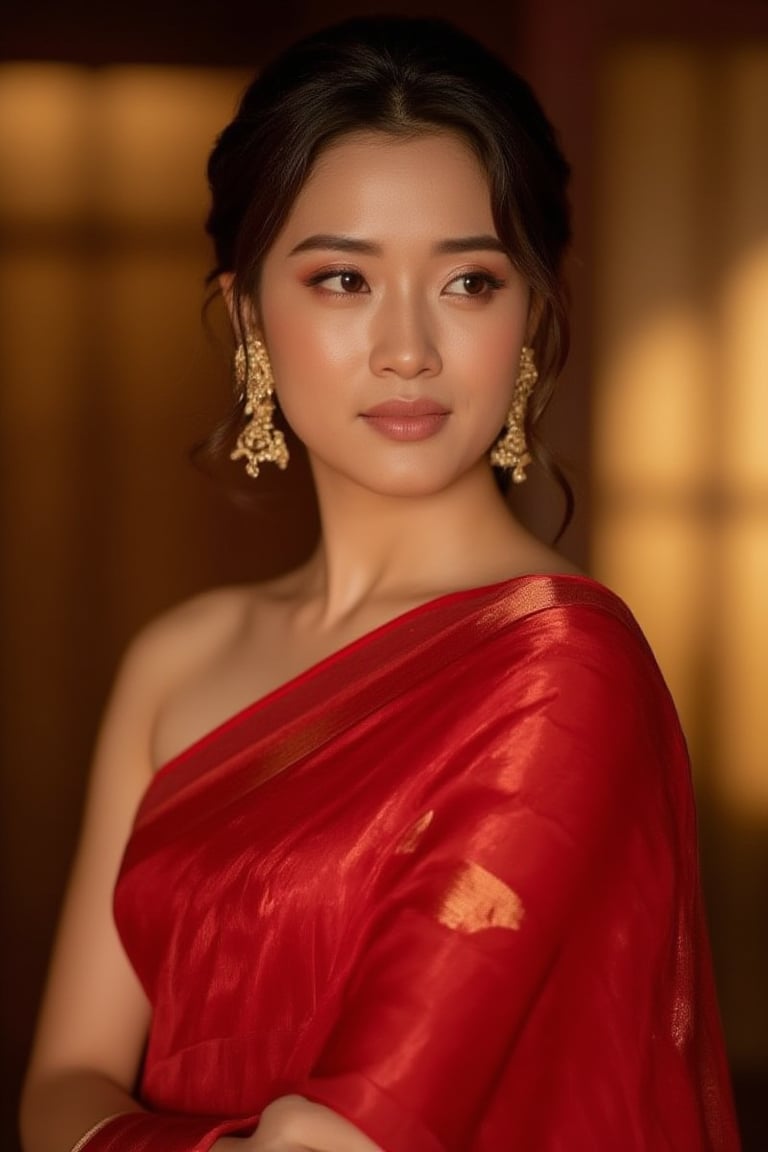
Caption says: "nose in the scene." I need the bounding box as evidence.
[368,292,442,380]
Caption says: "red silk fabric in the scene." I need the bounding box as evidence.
[87,575,740,1151]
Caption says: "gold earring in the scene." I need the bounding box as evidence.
[490,344,538,484]
[230,334,289,479]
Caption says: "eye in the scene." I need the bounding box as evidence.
[444,272,506,297]
[307,268,369,294]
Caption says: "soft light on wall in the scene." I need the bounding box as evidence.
[594,45,768,816]
[593,44,768,1074]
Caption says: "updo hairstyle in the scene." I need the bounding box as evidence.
[204,15,573,525]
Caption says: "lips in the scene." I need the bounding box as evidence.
[361,397,450,418]
[359,397,451,442]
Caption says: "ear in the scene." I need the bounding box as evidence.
[526,291,545,344]
[217,273,261,342]
[218,272,237,325]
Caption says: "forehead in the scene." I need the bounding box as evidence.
[279,131,495,239]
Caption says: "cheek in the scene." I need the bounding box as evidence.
[263,296,362,391]
[259,321,316,428]
[259,305,338,440]
[478,327,521,373]
[457,324,521,407]
[445,290,526,371]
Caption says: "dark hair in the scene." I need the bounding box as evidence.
[204,14,573,532]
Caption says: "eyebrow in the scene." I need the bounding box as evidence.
[288,233,509,257]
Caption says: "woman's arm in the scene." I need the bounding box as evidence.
[19,624,172,1151]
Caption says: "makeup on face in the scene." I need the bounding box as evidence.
[257,133,530,493]
[359,397,451,441]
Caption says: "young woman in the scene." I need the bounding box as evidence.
[20,16,740,1152]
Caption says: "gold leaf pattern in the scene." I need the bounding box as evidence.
[395,810,435,854]
[437,860,524,934]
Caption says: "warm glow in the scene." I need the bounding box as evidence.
[0,64,251,635]
[93,68,249,227]
[595,307,710,490]
[720,241,768,488]
[717,521,768,810]
[591,508,709,761]
[594,46,768,820]
[0,66,92,221]
[0,64,249,227]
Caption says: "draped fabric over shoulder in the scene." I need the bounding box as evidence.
[83,575,740,1151]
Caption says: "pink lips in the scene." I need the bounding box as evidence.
[360,397,450,442]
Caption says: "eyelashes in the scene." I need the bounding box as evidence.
[303,267,507,298]
[305,268,368,293]
[446,272,506,296]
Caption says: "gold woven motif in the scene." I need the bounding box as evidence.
[437,859,524,934]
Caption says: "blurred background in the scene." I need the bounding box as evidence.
[1,0,766,1147]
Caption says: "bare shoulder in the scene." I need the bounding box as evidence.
[121,584,256,684]
[94,585,255,775]
[132,574,307,770]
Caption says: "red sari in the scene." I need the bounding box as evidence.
[83,575,740,1151]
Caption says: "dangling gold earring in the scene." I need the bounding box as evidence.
[490,344,538,484]
[230,334,289,479]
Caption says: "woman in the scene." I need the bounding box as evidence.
[20,15,740,1152]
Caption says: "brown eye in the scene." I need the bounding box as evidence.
[307,268,370,294]
[461,274,487,295]
[339,271,365,292]
[444,272,505,297]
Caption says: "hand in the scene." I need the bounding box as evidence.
[244,1094,382,1152]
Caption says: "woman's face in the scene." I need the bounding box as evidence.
[257,131,531,497]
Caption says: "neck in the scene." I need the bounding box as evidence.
[298,459,536,625]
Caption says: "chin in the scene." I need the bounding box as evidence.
[348,462,473,500]
[307,441,484,499]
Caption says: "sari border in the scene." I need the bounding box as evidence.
[136,573,643,826]
[151,571,635,778]
[150,572,544,781]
